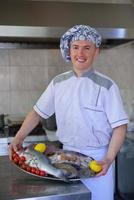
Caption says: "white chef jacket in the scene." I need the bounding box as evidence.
[34,68,128,149]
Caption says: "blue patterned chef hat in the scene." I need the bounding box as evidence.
[60,25,102,62]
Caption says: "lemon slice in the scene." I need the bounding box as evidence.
[89,160,102,173]
[34,143,47,153]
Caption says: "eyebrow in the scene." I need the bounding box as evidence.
[71,44,91,48]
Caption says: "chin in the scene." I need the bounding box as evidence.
[76,65,90,70]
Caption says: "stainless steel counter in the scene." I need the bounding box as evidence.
[0,156,91,200]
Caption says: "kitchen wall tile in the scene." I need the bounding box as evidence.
[94,50,120,81]
[0,92,10,114]
[0,50,9,66]
[28,67,48,90]
[10,90,43,115]
[9,49,46,67]
[10,67,48,90]
[8,49,68,68]
[0,67,10,91]
[42,49,66,67]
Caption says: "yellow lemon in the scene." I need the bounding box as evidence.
[34,143,47,153]
[89,160,102,173]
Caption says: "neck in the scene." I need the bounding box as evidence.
[74,67,93,77]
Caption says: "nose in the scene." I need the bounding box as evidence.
[77,48,84,56]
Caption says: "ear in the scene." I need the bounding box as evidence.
[94,48,100,59]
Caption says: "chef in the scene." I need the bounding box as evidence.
[9,25,128,200]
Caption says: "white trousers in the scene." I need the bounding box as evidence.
[63,145,114,200]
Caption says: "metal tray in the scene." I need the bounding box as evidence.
[12,161,81,182]
[11,146,95,182]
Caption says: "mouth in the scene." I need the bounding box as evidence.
[76,58,86,63]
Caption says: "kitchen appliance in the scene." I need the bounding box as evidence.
[8,122,46,137]
[42,114,57,131]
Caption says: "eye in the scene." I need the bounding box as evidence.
[85,46,90,50]
[72,45,78,50]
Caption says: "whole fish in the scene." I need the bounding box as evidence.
[18,146,68,182]
[48,149,95,178]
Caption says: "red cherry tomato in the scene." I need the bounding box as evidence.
[13,157,19,164]
[12,155,16,160]
[15,152,19,157]
[31,167,36,174]
[35,169,40,175]
[20,156,26,162]
[21,163,27,170]
[26,166,31,172]
[12,153,16,159]
[18,160,24,166]
[12,152,19,160]
[39,170,46,176]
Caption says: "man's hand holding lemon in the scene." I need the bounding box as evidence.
[89,160,102,173]
[89,157,112,177]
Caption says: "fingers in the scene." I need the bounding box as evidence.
[8,139,22,160]
[8,143,14,160]
[95,159,112,177]
[96,168,107,177]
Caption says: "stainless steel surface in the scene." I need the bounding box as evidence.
[0,1,134,47]
[0,156,91,200]
[0,26,134,40]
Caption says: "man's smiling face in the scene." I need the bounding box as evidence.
[69,40,99,76]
